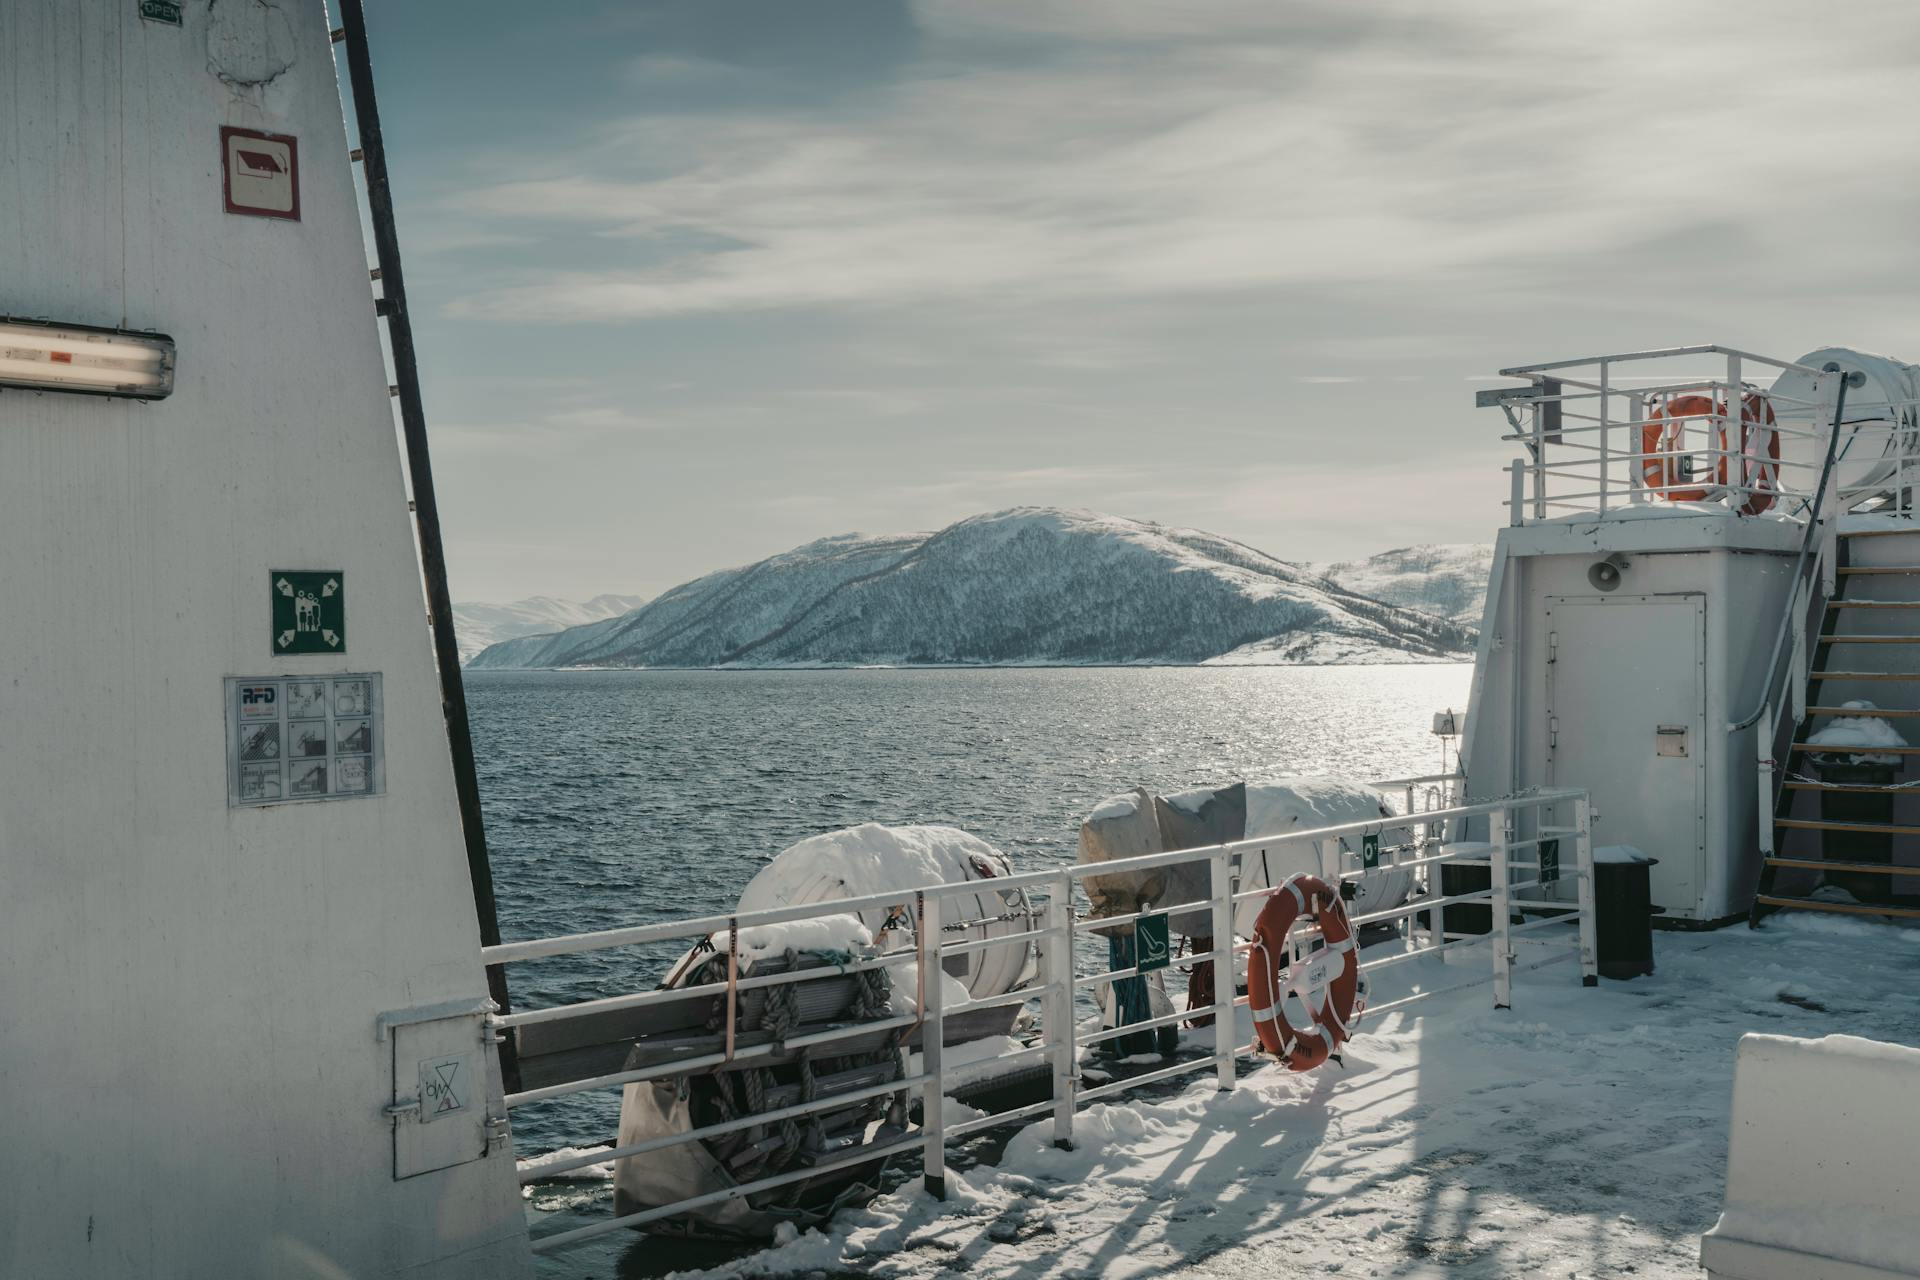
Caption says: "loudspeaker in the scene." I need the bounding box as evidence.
[1587,553,1629,592]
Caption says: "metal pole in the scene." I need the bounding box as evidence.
[1491,814,1512,1010]
[1425,838,1449,948]
[336,0,515,1083]
[1573,796,1598,987]
[919,891,946,1199]
[1757,705,1775,858]
[1209,852,1235,1091]
[1629,397,1645,503]
[1726,353,1743,510]
[1530,405,1545,519]
[1510,460,1525,527]
[1047,871,1076,1149]
[1598,361,1611,513]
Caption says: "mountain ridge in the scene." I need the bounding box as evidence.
[451,593,650,663]
[467,508,1483,670]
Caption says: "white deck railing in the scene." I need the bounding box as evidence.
[1478,346,1885,524]
[494,782,1596,1256]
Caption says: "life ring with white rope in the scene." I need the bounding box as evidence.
[1718,392,1779,516]
[1640,394,1716,502]
[1246,874,1363,1071]
[1640,392,1779,513]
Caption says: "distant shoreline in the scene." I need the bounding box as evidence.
[465,658,1475,674]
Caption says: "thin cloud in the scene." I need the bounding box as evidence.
[439,1,1920,324]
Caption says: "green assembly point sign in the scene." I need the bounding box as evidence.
[272,571,344,654]
[1540,838,1560,886]
[1362,832,1381,871]
[1136,911,1171,974]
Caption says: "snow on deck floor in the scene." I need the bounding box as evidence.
[533,914,1920,1280]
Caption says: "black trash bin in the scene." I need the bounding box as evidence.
[1812,754,1897,904]
[1594,849,1658,980]
[1439,861,1492,935]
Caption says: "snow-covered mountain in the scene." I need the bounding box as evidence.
[452,593,649,664]
[1313,544,1493,626]
[468,508,1477,670]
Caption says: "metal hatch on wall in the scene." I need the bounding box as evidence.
[1546,593,1707,917]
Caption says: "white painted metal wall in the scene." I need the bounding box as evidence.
[1460,516,1799,923]
[0,2,530,1275]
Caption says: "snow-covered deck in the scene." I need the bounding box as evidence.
[595,914,1918,1279]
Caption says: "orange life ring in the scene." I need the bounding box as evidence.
[1719,393,1779,516]
[1641,393,1779,513]
[1247,875,1363,1071]
[1641,394,1716,502]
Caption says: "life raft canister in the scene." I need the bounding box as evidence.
[1640,392,1779,514]
[1247,874,1363,1071]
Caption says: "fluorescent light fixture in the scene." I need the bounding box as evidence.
[0,317,175,400]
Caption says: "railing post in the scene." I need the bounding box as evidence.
[1209,850,1236,1092]
[1573,795,1598,987]
[1598,361,1611,513]
[1629,395,1645,503]
[1821,513,1838,597]
[1425,834,1449,948]
[1491,812,1512,1010]
[1726,353,1743,511]
[1790,577,1808,724]
[1510,459,1525,527]
[1045,871,1075,1150]
[918,890,946,1199]
[1530,404,1546,519]
[1758,711,1776,858]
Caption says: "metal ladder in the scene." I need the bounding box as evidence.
[1753,526,1920,922]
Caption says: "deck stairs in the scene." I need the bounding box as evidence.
[1755,523,1920,922]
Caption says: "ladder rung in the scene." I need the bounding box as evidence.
[1818,635,1920,644]
[1763,856,1919,874]
[1755,895,1920,920]
[1792,742,1920,755]
[1777,817,1920,836]
[1807,705,1920,717]
[1810,672,1920,681]
[1827,600,1920,609]
[1782,781,1912,793]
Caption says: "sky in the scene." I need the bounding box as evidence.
[355,0,1920,604]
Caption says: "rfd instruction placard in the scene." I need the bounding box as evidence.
[225,674,384,807]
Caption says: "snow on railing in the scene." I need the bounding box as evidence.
[491,782,1594,1257]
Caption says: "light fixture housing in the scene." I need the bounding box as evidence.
[0,317,176,400]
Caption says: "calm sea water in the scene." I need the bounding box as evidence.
[470,664,1472,1165]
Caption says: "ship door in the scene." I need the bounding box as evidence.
[1544,593,1707,916]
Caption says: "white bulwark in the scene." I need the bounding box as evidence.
[0,3,531,1276]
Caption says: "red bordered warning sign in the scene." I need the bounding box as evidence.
[221,126,300,221]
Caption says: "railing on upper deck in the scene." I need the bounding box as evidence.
[1481,346,1844,524]
[492,779,1595,1257]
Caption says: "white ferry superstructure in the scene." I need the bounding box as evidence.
[3,4,1917,1279]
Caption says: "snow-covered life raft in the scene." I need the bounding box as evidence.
[612,824,1039,1239]
[1077,778,1417,1033]
[1079,777,1416,937]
